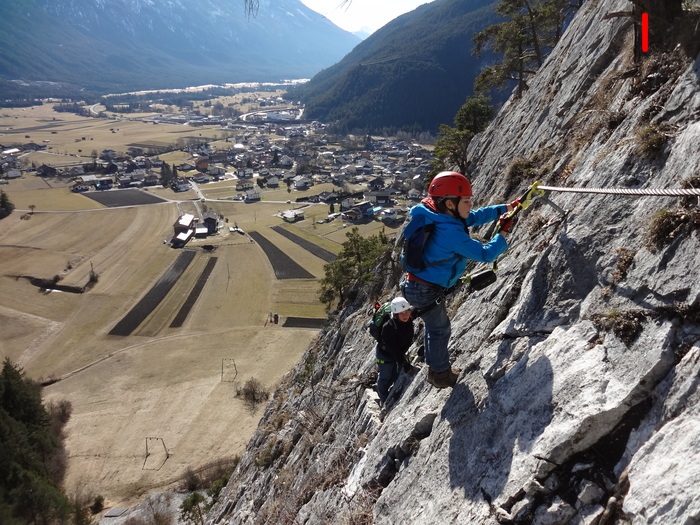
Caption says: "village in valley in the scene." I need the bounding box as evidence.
[1,90,436,250]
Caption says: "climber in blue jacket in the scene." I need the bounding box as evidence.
[400,171,520,389]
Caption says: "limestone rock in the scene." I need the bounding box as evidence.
[622,346,700,524]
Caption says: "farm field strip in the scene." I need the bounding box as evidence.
[253,225,326,277]
[271,225,336,262]
[109,251,197,336]
[4,186,106,211]
[247,231,315,279]
[283,317,327,328]
[270,278,326,319]
[130,252,213,338]
[170,256,218,328]
[273,214,344,253]
[82,188,169,207]
[321,218,398,245]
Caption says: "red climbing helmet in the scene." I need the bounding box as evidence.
[428,171,473,198]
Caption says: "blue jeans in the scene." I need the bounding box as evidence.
[401,279,452,373]
[376,360,400,403]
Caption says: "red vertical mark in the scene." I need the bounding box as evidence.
[641,13,649,53]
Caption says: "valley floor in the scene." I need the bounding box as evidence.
[0,184,320,507]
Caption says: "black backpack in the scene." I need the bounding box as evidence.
[400,215,461,273]
[402,222,436,272]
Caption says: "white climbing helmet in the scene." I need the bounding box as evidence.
[390,297,412,317]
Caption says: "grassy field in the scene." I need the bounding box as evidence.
[0,102,404,508]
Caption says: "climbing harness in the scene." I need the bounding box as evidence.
[461,180,700,291]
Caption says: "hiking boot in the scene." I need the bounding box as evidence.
[427,367,461,389]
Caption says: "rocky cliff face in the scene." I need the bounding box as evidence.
[206,0,700,523]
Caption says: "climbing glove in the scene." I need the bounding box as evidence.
[498,213,517,233]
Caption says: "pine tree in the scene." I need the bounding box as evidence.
[319,227,389,310]
[431,96,494,176]
[0,359,73,523]
[473,0,574,97]
[0,190,15,219]
[161,162,173,187]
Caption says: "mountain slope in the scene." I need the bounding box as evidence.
[0,0,360,95]
[206,0,700,523]
[287,0,499,133]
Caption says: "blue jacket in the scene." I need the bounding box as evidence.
[404,200,509,288]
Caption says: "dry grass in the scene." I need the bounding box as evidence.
[644,209,700,253]
[591,310,647,345]
[612,247,636,284]
[3,181,105,211]
[634,124,667,159]
[680,176,700,209]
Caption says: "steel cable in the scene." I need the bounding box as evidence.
[538,185,700,197]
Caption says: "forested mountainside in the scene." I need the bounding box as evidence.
[0,0,359,98]
[206,0,700,523]
[286,0,499,134]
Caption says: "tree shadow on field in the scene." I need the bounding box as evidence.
[442,354,553,502]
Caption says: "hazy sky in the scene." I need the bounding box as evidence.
[300,0,434,35]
